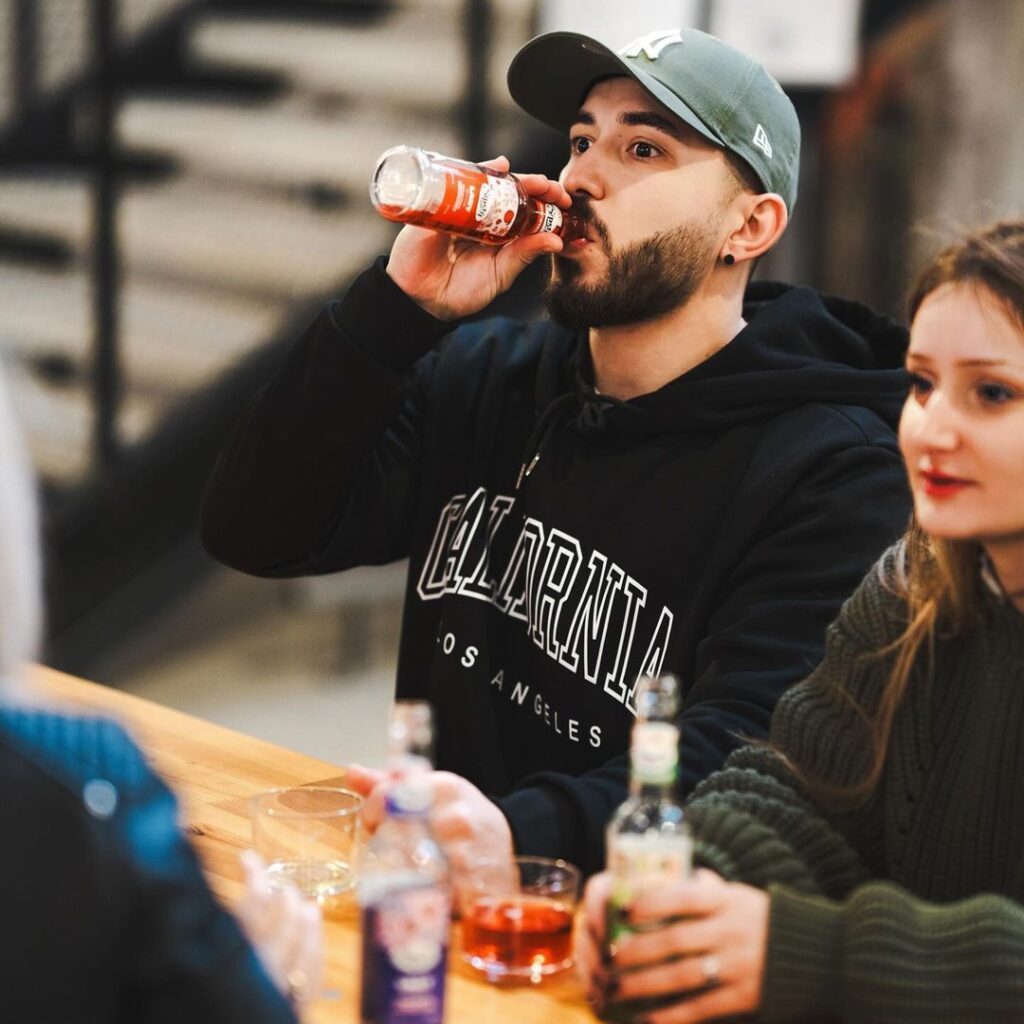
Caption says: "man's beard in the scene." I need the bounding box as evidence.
[544,208,722,329]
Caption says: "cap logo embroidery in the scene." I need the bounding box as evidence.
[753,124,773,158]
[619,30,683,61]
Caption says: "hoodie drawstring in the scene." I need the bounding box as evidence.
[515,390,618,491]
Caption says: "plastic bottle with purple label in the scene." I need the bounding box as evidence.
[358,702,451,1024]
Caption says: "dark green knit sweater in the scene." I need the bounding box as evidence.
[687,546,1024,1023]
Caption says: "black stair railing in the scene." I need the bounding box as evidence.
[90,0,121,470]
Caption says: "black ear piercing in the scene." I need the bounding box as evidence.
[723,253,736,266]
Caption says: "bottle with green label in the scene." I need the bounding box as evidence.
[602,675,692,1023]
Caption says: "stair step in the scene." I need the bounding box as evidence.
[116,95,475,190]
[0,171,395,297]
[120,178,396,296]
[0,261,281,396]
[0,172,88,246]
[118,0,192,42]
[190,8,531,110]
[6,362,161,487]
[34,0,192,97]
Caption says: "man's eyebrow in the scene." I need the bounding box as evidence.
[569,109,686,140]
[620,110,685,139]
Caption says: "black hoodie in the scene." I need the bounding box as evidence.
[202,259,912,875]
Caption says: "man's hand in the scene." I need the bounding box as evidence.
[385,155,572,321]
[345,764,514,882]
[577,868,769,1023]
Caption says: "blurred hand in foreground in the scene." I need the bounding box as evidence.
[237,850,324,1007]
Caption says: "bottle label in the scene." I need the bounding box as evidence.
[631,722,679,786]
[537,203,564,234]
[472,176,520,237]
[360,885,450,1024]
[609,832,692,904]
[607,832,692,946]
[422,165,521,239]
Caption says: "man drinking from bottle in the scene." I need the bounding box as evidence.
[202,26,911,880]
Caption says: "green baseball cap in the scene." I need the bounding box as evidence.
[507,27,801,214]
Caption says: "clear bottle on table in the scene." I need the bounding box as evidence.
[358,701,451,1024]
[370,145,584,246]
[603,675,692,1022]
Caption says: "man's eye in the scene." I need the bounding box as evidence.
[908,372,933,396]
[977,381,1015,405]
[630,141,659,158]
[571,137,591,155]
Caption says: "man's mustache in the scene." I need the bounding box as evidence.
[566,196,611,252]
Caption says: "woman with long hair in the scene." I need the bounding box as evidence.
[578,218,1024,1023]
[0,362,322,1022]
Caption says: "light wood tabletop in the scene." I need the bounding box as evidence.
[29,666,595,1024]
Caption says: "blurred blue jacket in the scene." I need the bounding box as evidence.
[0,708,297,1024]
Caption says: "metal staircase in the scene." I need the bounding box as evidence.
[0,0,539,670]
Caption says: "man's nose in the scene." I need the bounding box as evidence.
[560,155,603,200]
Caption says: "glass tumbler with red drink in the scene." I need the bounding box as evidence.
[459,855,581,983]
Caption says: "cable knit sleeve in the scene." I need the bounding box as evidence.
[686,552,908,896]
[687,746,868,898]
[684,549,1024,1021]
[762,883,1024,1022]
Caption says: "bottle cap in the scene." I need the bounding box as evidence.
[370,146,446,217]
[387,777,433,816]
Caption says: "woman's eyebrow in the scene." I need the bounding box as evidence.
[906,353,1012,368]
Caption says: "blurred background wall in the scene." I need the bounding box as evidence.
[0,0,1020,765]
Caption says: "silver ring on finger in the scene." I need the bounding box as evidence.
[700,953,722,987]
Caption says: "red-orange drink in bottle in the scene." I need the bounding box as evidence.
[370,145,583,245]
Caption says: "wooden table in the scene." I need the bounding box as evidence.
[30,666,594,1024]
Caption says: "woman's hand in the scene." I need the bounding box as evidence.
[577,868,769,1023]
[385,155,571,321]
[236,851,324,1006]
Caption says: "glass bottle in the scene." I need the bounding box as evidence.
[603,675,692,1022]
[358,702,451,1024]
[370,145,584,245]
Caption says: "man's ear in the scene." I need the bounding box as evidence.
[722,193,788,265]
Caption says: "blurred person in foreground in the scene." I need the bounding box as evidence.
[201,27,910,878]
[0,369,321,1019]
[578,219,1024,1022]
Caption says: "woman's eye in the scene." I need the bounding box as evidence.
[977,381,1015,405]
[570,137,591,155]
[908,372,933,397]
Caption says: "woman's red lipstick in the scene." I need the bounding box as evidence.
[921,469,973,497]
